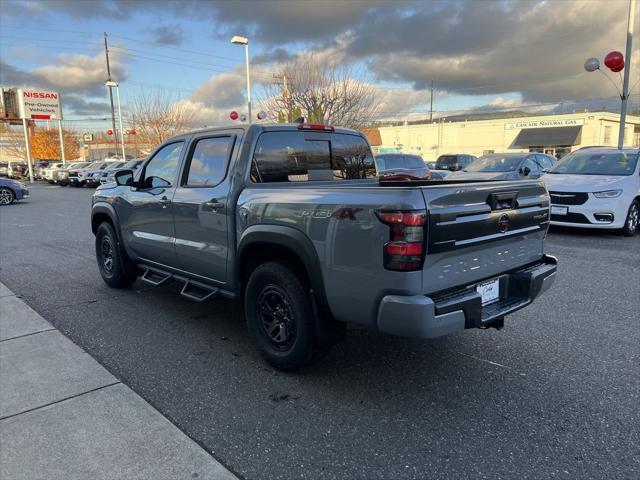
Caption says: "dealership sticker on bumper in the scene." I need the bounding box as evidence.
[477,278,500,305]
[551,205,568,215]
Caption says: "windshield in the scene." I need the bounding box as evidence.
[435,155,458,168]
[87,162,103,169]
[377,154,424,170]
[548,151,639,176]
[404,155,425,169]
[465,154,525,172]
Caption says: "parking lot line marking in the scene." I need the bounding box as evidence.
[460,352,509,369]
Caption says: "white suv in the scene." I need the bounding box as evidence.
[543,148,640,236]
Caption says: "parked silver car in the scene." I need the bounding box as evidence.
[99,159,146,185]
[448,152,556,181]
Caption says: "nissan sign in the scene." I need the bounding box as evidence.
[17,89,63,120]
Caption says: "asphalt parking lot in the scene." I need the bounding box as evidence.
[1,183,638,480]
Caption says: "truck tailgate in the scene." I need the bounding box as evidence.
[419,180,550,293]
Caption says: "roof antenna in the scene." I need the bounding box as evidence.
[293,117,305,124]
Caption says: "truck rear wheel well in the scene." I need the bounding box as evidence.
[239,243,309,292]
[92,213,113,235]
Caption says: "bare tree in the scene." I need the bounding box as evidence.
[128,90,192,148]
[260,55,382,129]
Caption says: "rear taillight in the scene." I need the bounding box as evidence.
[376,210,427,271]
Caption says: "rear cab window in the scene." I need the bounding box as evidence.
[251,130,375,183]
[182,136,235,187]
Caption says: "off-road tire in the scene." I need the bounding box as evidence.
[245,261,324,371]
[95,222,138,288]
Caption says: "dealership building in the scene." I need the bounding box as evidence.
[375,111,640,160]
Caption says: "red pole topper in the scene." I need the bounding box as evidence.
[107,129,113,135]
[604,51,624,72]
[230,111,239,121]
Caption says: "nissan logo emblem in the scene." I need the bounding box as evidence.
[498,214,510,233]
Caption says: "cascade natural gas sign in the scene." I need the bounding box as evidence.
[504,118,584,130]
[17,89,63,120]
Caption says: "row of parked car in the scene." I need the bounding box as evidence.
[374,152,557,181]
[37,159,146,187]
[375,148,640,236]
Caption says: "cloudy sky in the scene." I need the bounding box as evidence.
[0,0,637,130]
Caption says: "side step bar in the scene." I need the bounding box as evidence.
[179,280,219,303]
[138,264,223,303]
[141,267,172,286]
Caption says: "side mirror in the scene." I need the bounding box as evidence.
[521,166,531,176]
[114,169,134,186]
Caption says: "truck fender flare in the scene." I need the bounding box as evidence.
[237,225,331,316]
[91,203,124,244]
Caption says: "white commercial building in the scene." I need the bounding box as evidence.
[377,112,640,160]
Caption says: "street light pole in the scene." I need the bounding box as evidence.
[617,0,636,149]
[106,80,126,160]
[104,33,119,154]
[115,85,126,160]
[232,36,252,124]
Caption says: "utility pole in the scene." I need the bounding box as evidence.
[103,32,119,154]
[617,0,636,149]
[273,74,293,122]
[429,79,434,122]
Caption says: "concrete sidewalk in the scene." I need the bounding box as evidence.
[0,282,236,480]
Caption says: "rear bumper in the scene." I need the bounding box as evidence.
[377,255,557,339]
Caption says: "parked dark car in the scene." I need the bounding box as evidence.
[448,152,557,181]
[374,153,431,180]
[435,154,476,172]
[0,177,29,205]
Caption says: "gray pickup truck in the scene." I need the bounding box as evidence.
[91,123,557,371]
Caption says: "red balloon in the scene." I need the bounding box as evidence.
[230,111,239,120]
[604,51,624,72]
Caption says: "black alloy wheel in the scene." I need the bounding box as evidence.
[100,236,115,273]
[257,284,297,351]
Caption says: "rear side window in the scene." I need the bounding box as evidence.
[252,131,375,182]
[331,134,376,179]
[184,136,233,186]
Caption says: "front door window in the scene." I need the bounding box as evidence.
[143,142,185,187]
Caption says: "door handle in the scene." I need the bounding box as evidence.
[160,196,172,208]
[204,200,224,211]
